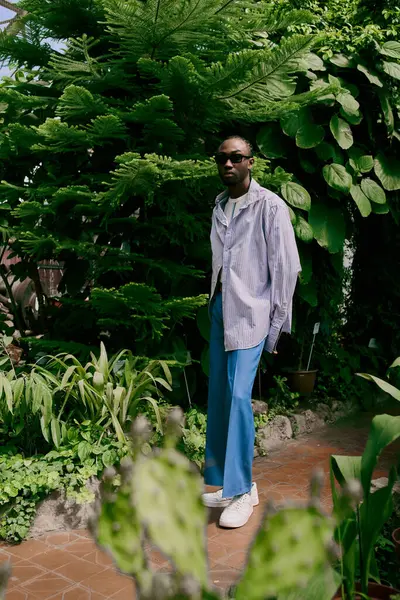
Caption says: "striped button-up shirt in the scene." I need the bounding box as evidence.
[210,178,301,352]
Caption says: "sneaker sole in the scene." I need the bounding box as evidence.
[202,498,232,509]
[203,494,259,509]
[219,505,254,529]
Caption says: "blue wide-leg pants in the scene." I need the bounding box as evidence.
[204,292,264,499]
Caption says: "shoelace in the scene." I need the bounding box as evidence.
[231,493,251,510]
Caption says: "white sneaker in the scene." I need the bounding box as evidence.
[202,482,259,509]
[219,492,254,528]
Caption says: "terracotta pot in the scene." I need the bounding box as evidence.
[333,582,400,599]
[287,369,318,394]
[392,527,400,562]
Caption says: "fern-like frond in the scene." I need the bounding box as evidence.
[87,115,127,144]
[107,153,215,203]
[209,34,315,104]
[103,0,247,60]
[32,118,90,152]
[56,85,107,121]
[229,82,341,122]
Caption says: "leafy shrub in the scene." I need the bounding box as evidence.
[0,422,128,542]
[179,407,207,470]
[0,342,173,451]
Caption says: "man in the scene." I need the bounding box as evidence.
[202,136,301,528]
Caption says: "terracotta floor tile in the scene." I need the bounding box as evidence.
[110,580,136,599]
[55,555,106,583]
[30,550,78,571]
[49,584,105,600]
[216,550,247,570]
[21,573,72,599]
[45,533,80,548]
[209,567,241,593]
[8,561,45,587]
[7,541,49,561]
[81,568,132,597]
[64,540,97,558]
[5,589,29,600]
[72,531,91,539]
[0,550,12,563]
[82,550,114,568]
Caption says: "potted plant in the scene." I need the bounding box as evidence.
[331,359,400,599]
[286,306,319,395]
[392,528,400,563]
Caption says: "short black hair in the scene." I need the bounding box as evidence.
[221,136,253,156]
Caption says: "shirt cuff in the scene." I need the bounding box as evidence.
[265,325,282,353]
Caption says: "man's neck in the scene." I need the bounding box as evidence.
[227,178,251,199]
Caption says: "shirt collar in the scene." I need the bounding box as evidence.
[215,178,262,211]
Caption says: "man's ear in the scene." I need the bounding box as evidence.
[249,157,255,170]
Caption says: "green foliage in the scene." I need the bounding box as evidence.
[331,367,400,599]
[0,342,172,451]
[0,422,128,542]
[179,407,207,470]
[374,516,400,591]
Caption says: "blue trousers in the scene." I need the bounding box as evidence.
[204,293,264,498]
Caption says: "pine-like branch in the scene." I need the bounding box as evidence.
[214,34,315,102]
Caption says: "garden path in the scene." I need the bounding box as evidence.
[1,406,398,600]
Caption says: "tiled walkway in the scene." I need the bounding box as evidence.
[1,408,398,599]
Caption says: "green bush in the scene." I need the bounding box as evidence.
[0,421,128,542]
[0,342,173,452]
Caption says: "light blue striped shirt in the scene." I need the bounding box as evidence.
[210,178,301,352]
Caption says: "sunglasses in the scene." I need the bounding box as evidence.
[214,152,252,165]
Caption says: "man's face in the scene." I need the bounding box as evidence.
[215,138,254,186]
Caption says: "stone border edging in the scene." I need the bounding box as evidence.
[253,399,356,456]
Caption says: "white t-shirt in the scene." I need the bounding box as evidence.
[224,193,248,225]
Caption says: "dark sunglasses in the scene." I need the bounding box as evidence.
[214,152,252,165]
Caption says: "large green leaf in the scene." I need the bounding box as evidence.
[331,455,362,485]
[360,179,386,204]
[357,64,383,87]
[340,109,363,126]
[374,153,400,190]
[372,203,389,215]
[257,124,289,158]
[330,54,352,67]
[380,41,400,59]
[315,142,344,164]
[336,92,360,116]
[330,115,353,150]
[390,357,400,369]
[348,148,373,173]
[305,52,325,71]
[298,245,312,284]
[323,163,352,193]
[382,61,400,81]
[280,107,311,137]
[378,90,394,135]
[309,203,346,253]
[296,124,325,149]
[359,467,397,591]
[288,206,297,225]
[357,374,400,401]
[350,185,371,217]
[281,182,311,211]
[294,215,313,243]
[360,414,400,500]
